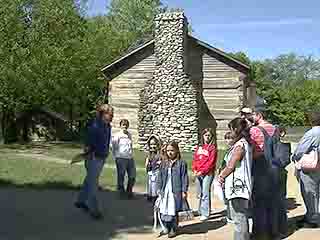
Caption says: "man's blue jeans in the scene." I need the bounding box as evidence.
[196,174,214,217]
[77,155,105,213]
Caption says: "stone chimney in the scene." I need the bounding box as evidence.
[138,11,199,151]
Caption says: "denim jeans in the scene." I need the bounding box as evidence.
[229,198,250,240]
[299,170,320,224]
[196,174,214,217]
[77,155,105,213]
[115,158,136,192]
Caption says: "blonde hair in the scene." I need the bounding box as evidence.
[97,104,113,114]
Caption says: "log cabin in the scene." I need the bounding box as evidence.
[101,12,256,150]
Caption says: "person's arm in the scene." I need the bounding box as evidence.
[111,133,118,160]
[85,122,99,155]
[129,132,133,157]
[145,155,149,168]
[157,164,164,195]
[181,160,189,198]
[292,131,315,162]
[192,146,199,174]
[218,144,244,184]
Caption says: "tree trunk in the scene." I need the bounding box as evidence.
[0,107,4,144]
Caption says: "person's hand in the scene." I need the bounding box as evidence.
[196,171,202,176]
[217,174,225,185]
[83,146,90,154]
[182,192,187,199]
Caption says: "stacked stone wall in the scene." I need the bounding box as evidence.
[138,12,199,151]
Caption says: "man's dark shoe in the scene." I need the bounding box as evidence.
[168,229,177,238]
[127,191,134,199]
[90,211,104,220]
[296,218,318,229]
[74,202,89,212]
[119,191,127,200]
[302,222,318,228]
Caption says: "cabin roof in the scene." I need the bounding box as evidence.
[16,107,69,122]
[101,34,250,77]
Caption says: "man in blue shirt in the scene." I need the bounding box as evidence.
[75,104,113,220]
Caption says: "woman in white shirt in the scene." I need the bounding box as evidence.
[218,117,253,240]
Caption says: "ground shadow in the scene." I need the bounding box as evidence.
[280,214,306,239]
[0,179,82,190]
[0,182,155,240]
[179,218,227,235]
[286,197,301,211]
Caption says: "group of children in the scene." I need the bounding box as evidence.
[112,118,227,238]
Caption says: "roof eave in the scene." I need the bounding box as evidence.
[101,39,155,74]
[188,35,250,71]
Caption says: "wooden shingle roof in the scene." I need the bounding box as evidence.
[101,34,250,77]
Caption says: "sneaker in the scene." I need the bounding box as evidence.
[199,216,209,222]
[226,218,234,224]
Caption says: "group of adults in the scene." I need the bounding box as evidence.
[216,106,320,240]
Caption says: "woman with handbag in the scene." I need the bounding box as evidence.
[218,118,253,240]
[292,111,320,228]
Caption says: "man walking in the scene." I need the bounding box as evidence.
[75,104,114,220]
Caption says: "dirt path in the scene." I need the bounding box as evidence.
[1,154,319,240]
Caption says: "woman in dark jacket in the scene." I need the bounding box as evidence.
[157,141,189,238]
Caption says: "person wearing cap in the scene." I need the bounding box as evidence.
[250,108,287,239]
[240,107,254,128]
[75,104,114,220]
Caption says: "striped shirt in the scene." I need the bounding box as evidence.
[250,120,276,153]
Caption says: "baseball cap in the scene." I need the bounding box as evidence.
[240,107,253,114]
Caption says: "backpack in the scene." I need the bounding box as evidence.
[257,126,291,168]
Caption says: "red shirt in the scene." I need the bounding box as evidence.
[192,144,218,175]
[250,120,276,153]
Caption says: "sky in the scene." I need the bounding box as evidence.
[86,0,320,60]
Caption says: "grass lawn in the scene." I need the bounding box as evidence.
[0,153,146,190]
[0,142,226,190]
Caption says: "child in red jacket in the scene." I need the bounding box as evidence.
[192,128,218,221]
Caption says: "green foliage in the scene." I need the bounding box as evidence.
[251,54,320,126]
[229,52,320,126]
[0,0,164,142]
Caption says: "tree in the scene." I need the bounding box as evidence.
[107,0,165,55]
[260,53,320,86]
[0,0,31,142]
